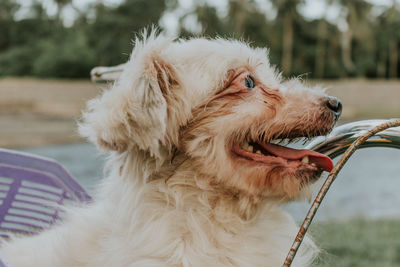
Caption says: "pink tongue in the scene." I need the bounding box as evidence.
[259,143,334,172]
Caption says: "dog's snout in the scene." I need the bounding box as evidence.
[325,96,342,118]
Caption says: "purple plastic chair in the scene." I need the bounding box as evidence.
[0,148,91,238]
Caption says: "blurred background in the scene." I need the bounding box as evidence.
[0,0,399,265]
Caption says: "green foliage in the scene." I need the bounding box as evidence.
[0,45,37,76]
[0,0,399,79]
[0,0,19,20]
[32,32,96,78]
[0,0,169,78]
[85,0,168,66]
[9,18,59,47]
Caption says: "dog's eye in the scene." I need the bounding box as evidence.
[244,75,255,90]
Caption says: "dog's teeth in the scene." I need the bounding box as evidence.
[240,141,247,149]
[311,163,316,167]
[301,156,309,164]
[256,150,262,154]
[241,142,254,152]
[282,138,290,145]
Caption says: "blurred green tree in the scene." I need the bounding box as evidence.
[0,0,19,20]
[0,0,19,51]
[336,0,374,77]
[0,0,398,79]
[84,0,172,66]
[270,0,304,75]
[384,1,400,78]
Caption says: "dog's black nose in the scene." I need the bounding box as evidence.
[325,96,342,118]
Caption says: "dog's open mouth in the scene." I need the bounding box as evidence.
[232,137,333,172]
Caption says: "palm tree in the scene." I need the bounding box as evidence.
[54,0,71,23]
[271,0,304,75]
[337,0,373,76]
[314,0,336,78]
[228,0,248,35]
[386,0,400,78]
[0,0,20,20]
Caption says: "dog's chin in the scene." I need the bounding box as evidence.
[294,167,323,190]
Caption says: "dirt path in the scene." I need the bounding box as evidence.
[313,79,400,119]
[0,78,399,148]
[0,78,103,148]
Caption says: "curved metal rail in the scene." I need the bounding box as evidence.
[283,119,400,267]
[90,64,125,82]
[307,119,400,159]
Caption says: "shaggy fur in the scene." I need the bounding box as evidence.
[0,30,340,266]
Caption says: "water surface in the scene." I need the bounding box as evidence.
[22,143,400,221]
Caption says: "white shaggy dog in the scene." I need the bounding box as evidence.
[1,30,341,266]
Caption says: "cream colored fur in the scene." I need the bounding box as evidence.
[0,30,330,267]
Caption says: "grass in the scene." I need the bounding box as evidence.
[311,218,400,267]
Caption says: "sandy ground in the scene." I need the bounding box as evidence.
[0,78,399,148]
[0,78,103,148]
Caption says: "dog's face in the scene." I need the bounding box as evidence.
[81,32,341,200]
[183,67,340,199]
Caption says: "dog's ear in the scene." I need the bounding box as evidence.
[79,33,178,159]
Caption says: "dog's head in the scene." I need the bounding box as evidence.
[80,31,341,199]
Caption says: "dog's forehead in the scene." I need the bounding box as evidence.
[168,38,282,104]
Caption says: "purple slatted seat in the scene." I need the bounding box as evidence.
[0,148,91,237]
